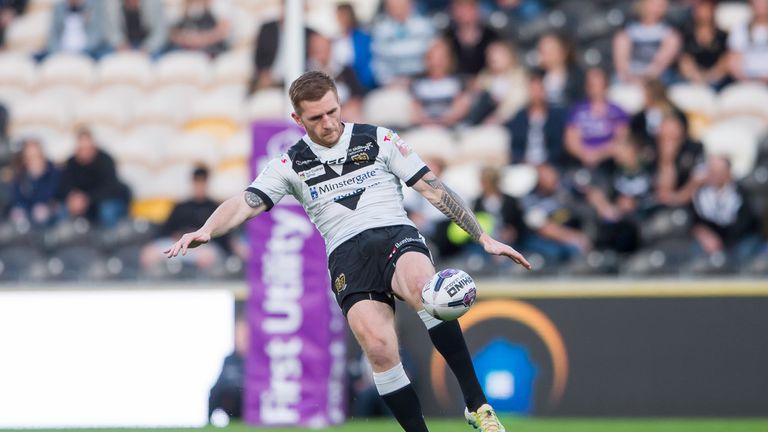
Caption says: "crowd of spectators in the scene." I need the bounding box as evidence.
[0,0,767,280]
[0,0,232,59]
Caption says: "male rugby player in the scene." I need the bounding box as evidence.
[166,71,531,432]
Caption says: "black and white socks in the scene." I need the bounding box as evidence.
[373,363,429,432]
[418,309,487,412]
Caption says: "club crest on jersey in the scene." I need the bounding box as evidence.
[309,186,319,200]
[298,165,325,182]
[351,153,369,163]
[395,137,412,156]
[334,273,347,294]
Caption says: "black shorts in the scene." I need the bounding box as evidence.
[328,225,433,317]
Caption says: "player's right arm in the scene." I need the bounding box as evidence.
[164,191,266,258]
[166,154,293,258]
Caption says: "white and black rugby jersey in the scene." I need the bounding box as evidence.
[247,123,430,255]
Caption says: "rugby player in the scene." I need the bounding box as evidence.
[166,71,531,432]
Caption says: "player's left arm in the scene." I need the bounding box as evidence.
[413,171,531,269]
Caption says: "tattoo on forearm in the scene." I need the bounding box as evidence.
[424,176,484,241]
[245,191,264,208]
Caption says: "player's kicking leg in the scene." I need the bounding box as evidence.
[346,299,429,432]
[392,252,505,432]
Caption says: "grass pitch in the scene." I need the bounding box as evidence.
[21,418,768,432]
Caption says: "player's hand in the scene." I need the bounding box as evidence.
[480,233,532,270]
[164,230,211,258]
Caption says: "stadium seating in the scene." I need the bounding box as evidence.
[441,163,482,201]
[154,51,212,88]
[499,164,538,198]
[10,95,71,133]
[717,82,768,120]
[39,53,96,89]
[98,52,154,88]
[209,164,251,202]
[701,119,760,179]
[607,82,645,114]
[400,126,458,163]
[184,89,246,140]
[456,125,510,168]
[246,87,285,120]
[715,1,752,32]
[4,10,49,52]
[362,87,414,129]
[0,0,765,283]
[213,49,252,86]
[132,83,198,127]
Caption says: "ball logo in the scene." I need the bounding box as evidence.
[438,269,459,278]
[462,287,477,307]
[446,276,473,297]
[334,273,347,294]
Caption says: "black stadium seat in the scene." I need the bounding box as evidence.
[0,245,47,282]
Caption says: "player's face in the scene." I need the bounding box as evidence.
[292,90,344,148]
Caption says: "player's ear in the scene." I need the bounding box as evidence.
[290,111,303,128]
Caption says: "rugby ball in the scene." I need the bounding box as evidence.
[421,269,477,320]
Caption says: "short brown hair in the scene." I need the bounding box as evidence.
[288,71,338,113]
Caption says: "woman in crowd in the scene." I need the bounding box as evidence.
[728,0,768,83]
[613,0,681,84]
[678,0,730,89]
[537,33,584,107]
[630,79,688,148]
[653,115,706,208]
[8,138,60,226]
[465,40,528,125]
[565,67,630,170]
[410,38,470,127]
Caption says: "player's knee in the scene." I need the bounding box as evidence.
[360,334,398,370]
[404,273,431,305]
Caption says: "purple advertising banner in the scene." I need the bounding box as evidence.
[245,121,346,427]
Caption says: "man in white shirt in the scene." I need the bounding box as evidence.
[166,71,530,432]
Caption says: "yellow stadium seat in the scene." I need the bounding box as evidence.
[130,198,176,224]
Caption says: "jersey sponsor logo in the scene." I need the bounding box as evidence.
[334,273,347,294]
[325,156,347,165]
[349,142,374,155]
[309,169,378,200]
[394,236,423,249]
[298,165,325,182]
[295,157,319,166]
[333,187,365,202]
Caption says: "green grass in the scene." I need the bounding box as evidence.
[16,418,768,432]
